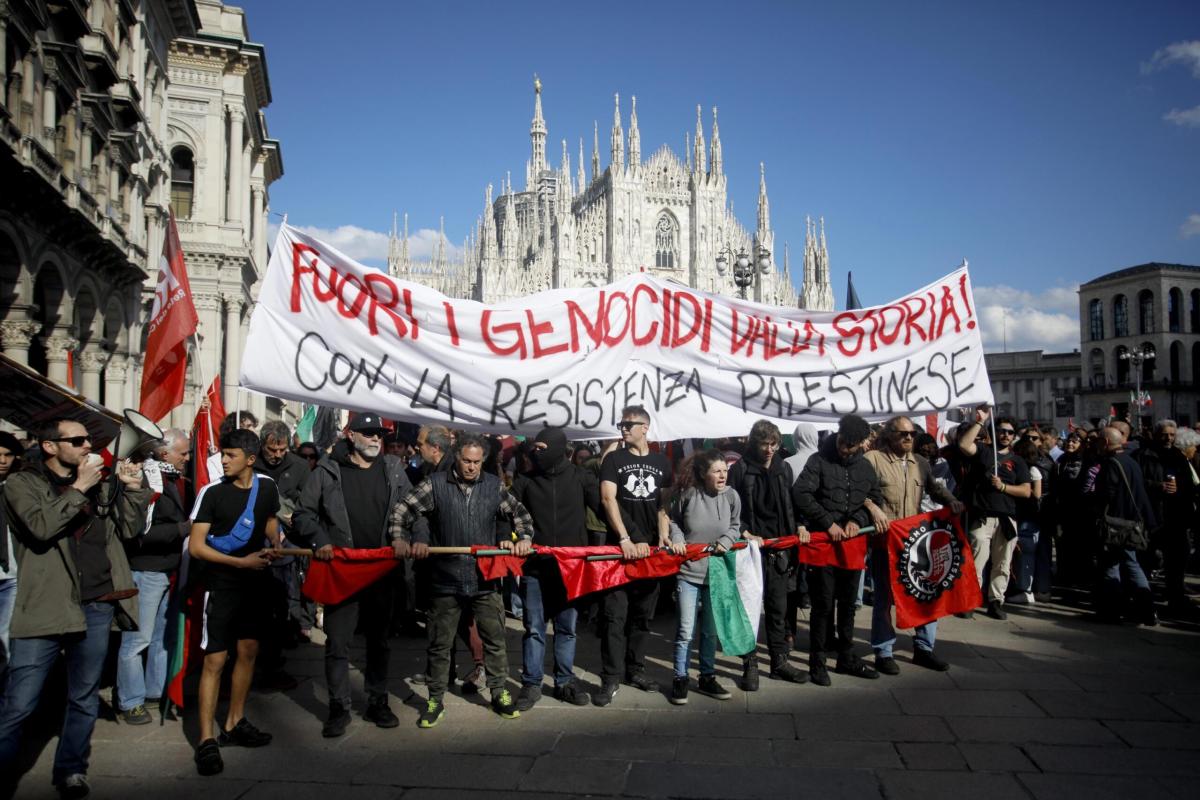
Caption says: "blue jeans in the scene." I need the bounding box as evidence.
[869,547,936,658]
[0,577,16,672]
[519,575,578,688]
[0,602,114,782]
[674,577,717,678]
[1015,522,1039,594]
[1099,547,1149,592]
[116,570,171,709]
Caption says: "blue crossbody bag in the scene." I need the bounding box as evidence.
[206,474,261,554]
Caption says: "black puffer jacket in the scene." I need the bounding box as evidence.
[792,436,881,531]
[510,459,600,549]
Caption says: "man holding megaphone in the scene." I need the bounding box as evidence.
[0,417,150,799]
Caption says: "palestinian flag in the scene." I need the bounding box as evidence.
[707,540,763,656]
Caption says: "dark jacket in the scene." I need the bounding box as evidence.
[729,456,797,538]
[1096,453,1158,530]
[0,479,10,573]
[510,459,600,549]
[254,451,310,524]
[126,468,190,573]
[4,464,150,637]
[1133,444,1195,529]
[792,436,881,531]
[293,441,425,549]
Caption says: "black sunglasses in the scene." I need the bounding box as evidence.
[997,428,1016,435]
[894,431,915,439]
[53,436,91,447]
[617,421,645,430]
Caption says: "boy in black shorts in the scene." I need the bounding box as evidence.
[188,428,281,775]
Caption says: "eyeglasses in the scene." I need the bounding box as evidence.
[356,429,387,439]
[617,421,646,430]
[997,428,1016,435]
[53,436,91,447]
[894,431,915,439]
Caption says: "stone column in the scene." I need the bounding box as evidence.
[241,142,251,233]
[127,353,144,411]
[78,347,106,403]
[250,187,264,266]
[226,107,243,225]
[0,319,41,364]
[109,151,121,214]
[104,353,128,410]
[222,292,242,409]
[42,76,56,147]
[43,332,79,386]
[79,121,93,191]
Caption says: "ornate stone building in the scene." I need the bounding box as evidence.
[164,0,280,426]
[389,80,835,310]
[1,0,200,413]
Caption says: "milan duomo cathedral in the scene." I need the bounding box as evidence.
[386,79,835,311]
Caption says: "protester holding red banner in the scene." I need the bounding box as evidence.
[883,510,982,631]
[864,417,963,676]
[292,413,420,738]
[389,433,535,728]
[728,420,809,690]
[792,414,882,686]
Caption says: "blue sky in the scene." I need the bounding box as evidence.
[243,0,1198,353]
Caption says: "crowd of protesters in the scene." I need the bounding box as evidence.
[0,403,1197,797]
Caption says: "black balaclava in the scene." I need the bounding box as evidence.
[533,428,568,473]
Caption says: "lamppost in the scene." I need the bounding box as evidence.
[715,244,771,299]
[1120,343,1155,426]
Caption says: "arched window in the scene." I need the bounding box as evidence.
[1115,346,1129,386]
[1112,294,1128,338]
[1191,289,1200,333]
[170,146,194,219]
[1170,341,1182,384]
[1140,342,1156,382]
[1169,288,1183,333]
[1022,401,1036,424]
[654,212,678,269]
[1088,299,1104,340]
[1138,289,1154,335]
[1089,348,1105,387]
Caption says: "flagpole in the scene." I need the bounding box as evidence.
[189,333,215,438]
[989,414,999,478]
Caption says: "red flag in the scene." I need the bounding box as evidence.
[471,545,526,581]
[302,547,400,605]
[885,509,981,628]
[796,531,869,570]
[140,210,199,423]
[542,544,709,602]
[191,377,226,491]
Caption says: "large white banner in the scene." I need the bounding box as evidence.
[241,224,994,440]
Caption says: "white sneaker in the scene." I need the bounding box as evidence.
[1007,592,1034,605]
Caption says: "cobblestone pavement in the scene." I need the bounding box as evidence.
[9,591,1200,799]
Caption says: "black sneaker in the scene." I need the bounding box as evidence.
[121,704,152,725]
[696,675,732,700]
[768,660,808,684]
[875,656,901,676]
[364,696,400,728]
[322,701,351,738]
[417,697,445,729]
[56,773,90,799]
[809,662,832,687]
[491,688,520,719]
[625,671,659,693]
[835,656,879,680]
[740,656,760,692]
[516,684,542,712]
[986,600,1008,620]
[194,738,223,776]
[669,676,689,705]
[218,717,272,747]
[553,681,591,706]
[913,649,951,672]
[592,681,619,707]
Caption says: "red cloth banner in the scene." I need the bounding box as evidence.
[795,531,869,570]
[471,545,525,581]
[140,210,199,423]
[302,547,400,605]
[885,509,981,628]
[191,377,227,491]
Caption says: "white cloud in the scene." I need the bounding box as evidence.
[1181,213,1200,239]
[973,283,1080,354]
[1164,105,1200,127]
[1142,40,1200,78]
[289,223,464,264]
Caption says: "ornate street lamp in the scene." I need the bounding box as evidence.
[1119,343,1155,425]
[715,244,771,299]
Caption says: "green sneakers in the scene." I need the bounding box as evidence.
[491,689,520,719]
[417,698,445,729]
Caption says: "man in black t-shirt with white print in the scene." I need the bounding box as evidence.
[595,405,671,707]
[188,429,280,776]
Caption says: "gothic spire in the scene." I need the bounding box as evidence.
[710,106,723,176]
[757,162,770,234]
[435,215,447,270]
[577,137,586,193]
[592,121,600,180]
[530,74,548,175]
[628,95,641,167]
[561,138,570,190]
[610,93,624,172]
[401,212,409,267]
[693,104,706,175]
[685,131,691,172]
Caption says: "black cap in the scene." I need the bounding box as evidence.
[348,412,386,433]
